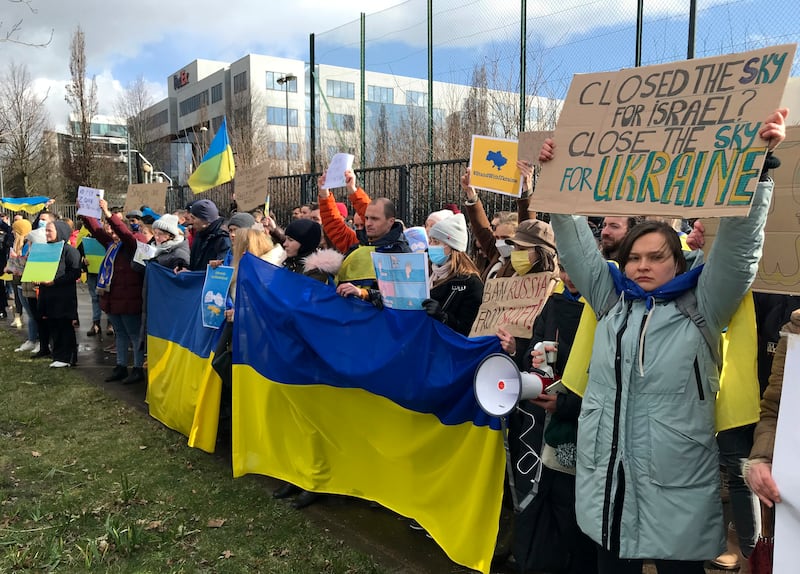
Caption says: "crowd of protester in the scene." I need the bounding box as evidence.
[1,107,797,573]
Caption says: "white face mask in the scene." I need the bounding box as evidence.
[495,240,513,259]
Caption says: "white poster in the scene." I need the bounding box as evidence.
[322,153,355,189]
[773,332,800,574]
[76,186,104,220]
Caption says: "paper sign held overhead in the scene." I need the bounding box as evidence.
[534,43,796,218]
[323,153,355,189]
[76,186,104,220]
[469,136,523,198]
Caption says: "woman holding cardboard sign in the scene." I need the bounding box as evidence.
[537,107,787,573]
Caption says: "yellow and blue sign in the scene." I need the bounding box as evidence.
[469,135,522,197]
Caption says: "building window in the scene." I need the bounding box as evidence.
[266,72,297,92]
[178,91,209,116]
[367,85,393,104]
[326,79,355,99]
[406,90,428,107]
[233,71,248,94]
[146,109,169,130]
[267,106,298,127]
[211,83,223,103]
[268,141,300,159]
[327,112,355,132]
[211,115,224,132]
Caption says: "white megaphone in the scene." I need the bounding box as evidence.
[473,353,550,417]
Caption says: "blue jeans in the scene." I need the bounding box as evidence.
[17,286,38,342]
[108,313,144,368]
[86,274,102,323]
[717,424,760,558]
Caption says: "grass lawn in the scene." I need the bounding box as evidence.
[0,329,382,573]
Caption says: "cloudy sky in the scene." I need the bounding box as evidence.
[2,0,796,130]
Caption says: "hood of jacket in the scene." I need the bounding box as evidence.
[303,248,344,276]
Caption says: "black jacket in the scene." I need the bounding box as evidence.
[429,274,483,336]
[38,221,81,320]
[189,218,231,271]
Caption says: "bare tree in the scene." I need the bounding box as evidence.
[114,75,154,161]
[63,25,98,195]
[228,89,270,169]
[0,61,50,195]
[1,0,52,47]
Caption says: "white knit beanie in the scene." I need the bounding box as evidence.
[426,209,455,228]
[429,213,468,252]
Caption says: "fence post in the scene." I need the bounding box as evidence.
[300,174,314,205]
[398,165,411,224]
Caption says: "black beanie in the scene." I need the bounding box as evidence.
[285,219,322,257]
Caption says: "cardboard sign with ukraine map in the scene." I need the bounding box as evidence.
[469,135,523,197]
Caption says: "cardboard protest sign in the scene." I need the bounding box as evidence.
[470,135,523,197]
[76,186,104,220]
[125,182,168,214]
[518,131,554,164]
[702,125,800,294]
[469,272,554,338]
[535,44,796,218]
[234,163,270,212]
[21,241,64,283]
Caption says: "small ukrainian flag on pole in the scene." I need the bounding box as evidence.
[188,117,235,193]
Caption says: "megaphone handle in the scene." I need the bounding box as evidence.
[500,416,521,513]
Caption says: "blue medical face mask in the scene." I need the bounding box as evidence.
[428,245,449,266]
[130,223,140,232]
[38,220,47,229]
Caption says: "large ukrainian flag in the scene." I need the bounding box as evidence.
[146,264,223,452]
[232,254,506,574]
[0,195,50,213]
[188,117,235,193]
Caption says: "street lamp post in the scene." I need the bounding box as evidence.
[276,74,296,176]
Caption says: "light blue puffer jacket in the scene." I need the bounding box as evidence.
[550,180,772,560]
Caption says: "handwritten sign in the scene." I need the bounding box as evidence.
[535,44,796,217]
[125,182,168,214]
[469,272,554,338]
[76,186,104,220]
[469,135,523,197]
[702,125,800,294]
[234,163,270,212]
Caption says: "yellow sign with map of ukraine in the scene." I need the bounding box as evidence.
[469,135,522,198]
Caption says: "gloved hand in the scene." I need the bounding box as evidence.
[422,298,447,324]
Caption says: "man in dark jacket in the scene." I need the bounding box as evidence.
[188,199,230,271]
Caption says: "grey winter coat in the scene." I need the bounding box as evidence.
[550,180,773,561]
